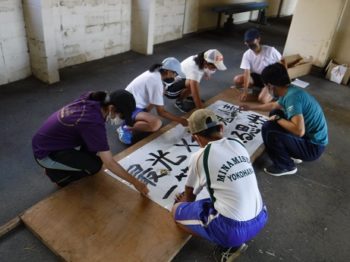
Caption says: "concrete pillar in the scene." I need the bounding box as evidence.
[183,0,199,34]
[131,0,155,55]
[23,0,59,84]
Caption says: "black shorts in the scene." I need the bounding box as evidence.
[36,148,103,186]
[164,79,186,99]
[251,73,265,88]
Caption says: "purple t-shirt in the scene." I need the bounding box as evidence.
[32,93,109,159]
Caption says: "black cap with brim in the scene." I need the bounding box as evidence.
[109,90,136,126]
[244,28,260,42]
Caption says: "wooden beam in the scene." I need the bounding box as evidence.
[0,216,22,239]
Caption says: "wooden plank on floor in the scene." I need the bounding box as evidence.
[0,216,22,238]
[20,88,265,262]
[22,173,190,262]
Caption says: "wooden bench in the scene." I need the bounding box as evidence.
[20,88,266,262]
[212,2,268,30]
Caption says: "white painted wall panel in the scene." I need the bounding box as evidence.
[331,0,350,64]
[283,0,346,67]
[154,0,185,45]
[53,0,132,69]
[0,0,31,85]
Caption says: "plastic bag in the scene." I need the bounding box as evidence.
[325,59,350,85]
[330,64,348,84]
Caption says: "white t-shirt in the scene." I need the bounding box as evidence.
[186,137,263,221]
[240,45,282,74]
[181,55,204,83]
[125,70,164,109]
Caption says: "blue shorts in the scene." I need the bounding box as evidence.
[120,108,146,127]
[175,198,268,247]
[132,107,147,121]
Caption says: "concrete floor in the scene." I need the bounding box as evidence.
[1,18,350,262]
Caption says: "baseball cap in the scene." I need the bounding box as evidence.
[188,109,220,134]
[204,49,227,71]
[161,57,185,77]
[109,90,136,126]
[244,28,260,42]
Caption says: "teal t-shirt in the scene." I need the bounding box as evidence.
[278,85,328,145]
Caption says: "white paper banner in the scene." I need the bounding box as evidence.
[106,100,267,210]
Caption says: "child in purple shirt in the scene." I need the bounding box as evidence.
[32,90,148,195]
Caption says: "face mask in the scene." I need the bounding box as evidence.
[247,43,258,50]
[162,77,175,89]
[204,68,216,76]
[163,77,175,84]
[268,85,277,98]
[107,112,123,126]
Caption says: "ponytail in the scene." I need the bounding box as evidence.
[193,51,206,70]
[90,90,136,126]
[149,63,163,72]
[89,91,110,106]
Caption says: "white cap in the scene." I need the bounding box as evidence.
[204,49,227,71]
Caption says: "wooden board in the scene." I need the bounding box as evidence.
[22,173,190,262]
[21,88,265,262]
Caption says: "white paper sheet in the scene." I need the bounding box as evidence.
[106,100,267,210]
[291,78,309,88]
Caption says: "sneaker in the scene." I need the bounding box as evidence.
[184,96,205,104]
[174,99,192,113]
[221,243,248,262]
[117,125,133,144]
[291,157,303,164]
[264,165,298,176]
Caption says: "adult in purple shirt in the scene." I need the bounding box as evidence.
[32,90,149,195]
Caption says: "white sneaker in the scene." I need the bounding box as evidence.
[291,157,303,164]
[221,243,248,262]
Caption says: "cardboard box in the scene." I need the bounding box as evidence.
[325,59,350,85]
[284,54,313,80]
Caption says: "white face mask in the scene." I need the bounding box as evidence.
[268,85,276,98]
[204,68,216,76]
[162,79,175,90]
[107,112,123,126]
